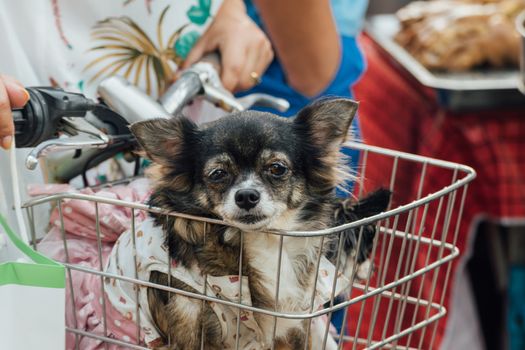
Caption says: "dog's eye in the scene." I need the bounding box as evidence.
[268,163,288,177]
[208,169,228,182]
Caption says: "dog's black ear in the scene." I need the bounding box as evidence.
[129,117,198,165]
[334,188,392,225]
[352,188,392,219]
[294,98,358,150]
[330,188,392,266]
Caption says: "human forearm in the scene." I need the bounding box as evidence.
[183,0,274,92]
[254,0,340,97]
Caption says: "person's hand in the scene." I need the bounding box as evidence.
[182,0,274,92]
[0,75,29,149]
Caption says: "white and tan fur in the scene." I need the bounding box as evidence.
[129,98,374,349]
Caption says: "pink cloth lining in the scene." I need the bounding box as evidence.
[34,178,151,349]
[29,179,151,242]
[33,178,342,349]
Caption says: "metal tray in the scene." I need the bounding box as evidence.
[365,14,525,111]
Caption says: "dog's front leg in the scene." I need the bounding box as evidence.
[166,295,205,349]
[148,291,204,350]
[148,271,223,350]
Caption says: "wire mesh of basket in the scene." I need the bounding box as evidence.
[22,141,476,350]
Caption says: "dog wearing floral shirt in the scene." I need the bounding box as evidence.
[126,98,390,349]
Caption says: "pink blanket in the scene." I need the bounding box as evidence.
[35,178,151,349]
[33,178,339,349]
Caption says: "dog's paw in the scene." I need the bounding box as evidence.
[356,259,373,280]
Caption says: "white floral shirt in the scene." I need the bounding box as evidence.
[0,0,223,232]
[104,218,350,348]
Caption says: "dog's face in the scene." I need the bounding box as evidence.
[131,98,358,232]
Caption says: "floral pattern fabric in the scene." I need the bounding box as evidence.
[0,0,223,228]
[0,0,222,99]
[104,219,350,348]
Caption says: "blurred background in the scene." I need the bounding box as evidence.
[355,1,525,349]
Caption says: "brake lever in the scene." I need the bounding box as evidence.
[16,54,290,181]
[159,60,221,115]
[201,84,244,112]
[199,85,290,113]
[159,53,289,114]
[13,87,98,148]
[236,93,290,112]
[25,117,110,170]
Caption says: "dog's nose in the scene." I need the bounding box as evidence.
[235,189,260,210]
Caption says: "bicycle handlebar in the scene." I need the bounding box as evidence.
[11,52,288,184]
[13,87,97,148]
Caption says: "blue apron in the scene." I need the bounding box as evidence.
[237,1,368,334]
[237,1,367,194]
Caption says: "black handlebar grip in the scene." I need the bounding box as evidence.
[13,87,97,148]
[12,109,26,135]
[12,91,45,148]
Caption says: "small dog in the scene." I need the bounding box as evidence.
[127,98,390,349]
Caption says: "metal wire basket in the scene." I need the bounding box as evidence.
[22,141,476,350]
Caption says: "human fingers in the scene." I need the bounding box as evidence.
[181,35,213,70]
[0,75,29,149]
[2,75,28,108]
[237,38,274,91]
[218,40,246,92]
[236,46,262,91]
